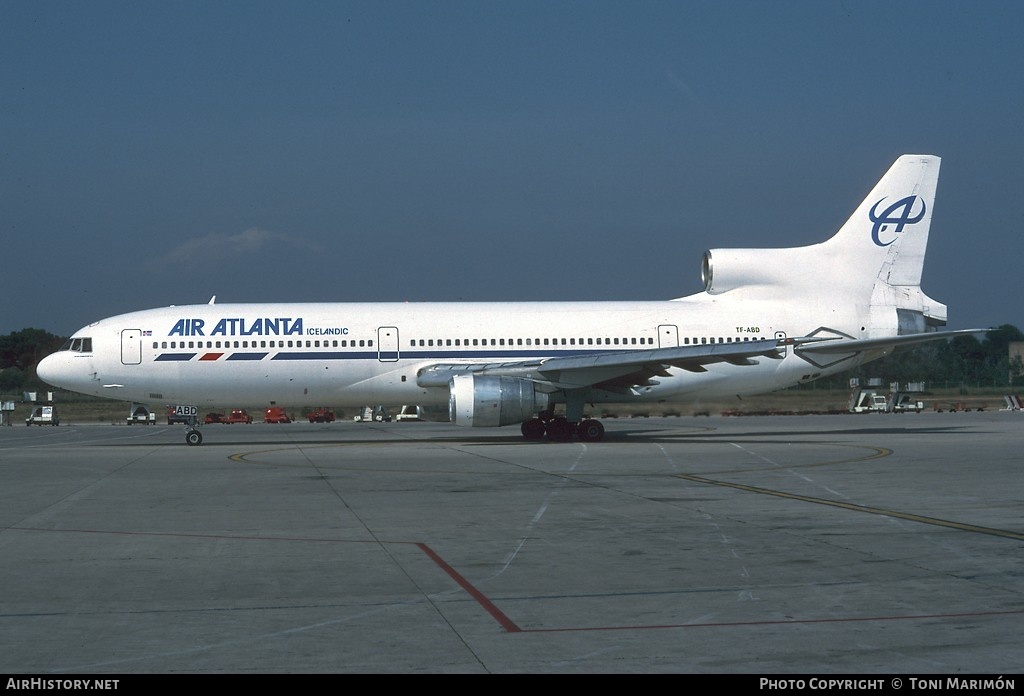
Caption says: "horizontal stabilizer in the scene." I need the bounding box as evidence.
[790,328,987,355]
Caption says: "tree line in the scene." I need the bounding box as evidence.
[0,328,65,392]
[1,325,1022,394]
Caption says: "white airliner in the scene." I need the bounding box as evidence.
[38,154,981,445]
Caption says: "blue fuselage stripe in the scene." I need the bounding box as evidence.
[227,352,269,361]
[152,348,616,362]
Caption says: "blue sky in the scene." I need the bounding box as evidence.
[3,1,1022,336]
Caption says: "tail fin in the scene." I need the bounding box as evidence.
[824,154,939,289]
[823,154,946,333]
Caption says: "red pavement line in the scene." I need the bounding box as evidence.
[416,542,522,633]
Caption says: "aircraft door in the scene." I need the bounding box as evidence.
[657,324,679,348]
[775,330,788,358]
[121,329,142,365]
[378,326,399,362]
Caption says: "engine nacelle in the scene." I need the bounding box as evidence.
[702,247,821,295]
[448,374,550,427]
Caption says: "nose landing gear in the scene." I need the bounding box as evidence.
[185,427,203,446]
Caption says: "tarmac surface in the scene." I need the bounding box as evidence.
[1,411,1021,674]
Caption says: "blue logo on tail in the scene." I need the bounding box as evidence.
[869,196,926,247]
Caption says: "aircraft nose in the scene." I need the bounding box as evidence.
[36,353,65,387]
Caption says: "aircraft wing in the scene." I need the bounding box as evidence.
[416,339,783,392]
[416,328,987,393]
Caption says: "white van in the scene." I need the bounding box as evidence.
[26,405,60,426]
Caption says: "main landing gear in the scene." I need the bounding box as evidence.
[520,411,605,442]
[520,391,606,442]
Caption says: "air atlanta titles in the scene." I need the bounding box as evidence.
[167,318,348,337]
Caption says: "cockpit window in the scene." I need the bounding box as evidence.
[59,337,93,353]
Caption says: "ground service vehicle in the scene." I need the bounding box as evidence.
[204,412,225,424]
[26,405,59,426]
[891,394,925,413]
[850,391,888,413]
[264,406,291,423]
[394,405,425,421]
[126,404,156,424]
[225,409,252,424]
[354,406,391,422]
[307,407,335,423]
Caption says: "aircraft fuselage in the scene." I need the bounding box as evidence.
[40,296,861,409]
